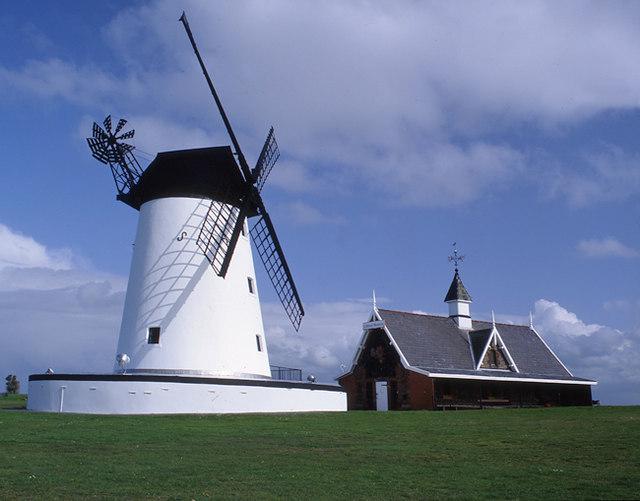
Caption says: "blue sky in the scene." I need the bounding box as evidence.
[0,1,638,403]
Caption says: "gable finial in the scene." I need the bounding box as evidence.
[492,309,496,328]
[529,310,534,329]
[372,289,377,309]
[448,242,465,272]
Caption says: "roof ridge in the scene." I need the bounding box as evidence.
[474,319,530,329]
[377,308,447,319]
[378,308,530,328]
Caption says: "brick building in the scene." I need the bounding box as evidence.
[337,270,596,410]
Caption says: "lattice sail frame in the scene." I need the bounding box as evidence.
[196,198,304,331]
[251,215,304,331]
[86,116,142,196]
[253,127,280,193]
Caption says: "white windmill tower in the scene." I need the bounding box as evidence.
[27,12,345,414]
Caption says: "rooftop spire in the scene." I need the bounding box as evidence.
[444,243,473,329]
[445,242,471,301]
[444,269,472,302]
[448,242,465,271]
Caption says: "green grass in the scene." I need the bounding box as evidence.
[0,406,638,499]
[0,394,26,410]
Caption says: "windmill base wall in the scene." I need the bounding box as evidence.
[27,374,347,414]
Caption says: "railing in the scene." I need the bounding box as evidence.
[270,365,302,381]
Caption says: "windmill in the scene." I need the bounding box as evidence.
[27,12,346,415]
[82,12,304,380]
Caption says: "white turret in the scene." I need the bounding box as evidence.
[444,268,473,330]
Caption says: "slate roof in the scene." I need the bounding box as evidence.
[444,270,472,302]
[376,308,593,383]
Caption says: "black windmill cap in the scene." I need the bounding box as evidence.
[444,269,472,302]
[119,146,256,213]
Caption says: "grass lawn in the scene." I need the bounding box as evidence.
[0,394,26,410]
[0,404,638,499]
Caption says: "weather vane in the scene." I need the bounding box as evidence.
[448,242,465,271]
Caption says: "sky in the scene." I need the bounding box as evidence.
[0,0,638,404]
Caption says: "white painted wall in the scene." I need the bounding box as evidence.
[28,379,347,414]
[447,300,473,330]
[116,197,270,377]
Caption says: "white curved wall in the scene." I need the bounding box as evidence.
[28,378,347,414]
[116,197,270,377]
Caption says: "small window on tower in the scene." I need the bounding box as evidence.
[247,277,255,294]
[241,219,248,236]
[256,334,263,352]
[148,327,161,344]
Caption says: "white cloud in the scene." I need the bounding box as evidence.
[534,299,640,404]
[280,201,346,226]
[577,237,639,258]
[0,225,125,385]
[7,2,640,207]
[22,22,55,52]
[361,141,524,207]
[262,300,371,382]
[0,223,73,271]
[124,115,224,156]
[603,299,640,313]
[0,282,123,384]
[544,147,640,206]
[267,161,317,194]
[0,58,141,107]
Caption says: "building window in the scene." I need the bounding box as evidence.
[148,327,161,344]
[247,277,255,294]
[241,219,248,236]
[256,334,262,352]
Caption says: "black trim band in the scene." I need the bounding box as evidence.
[28,373,345,393]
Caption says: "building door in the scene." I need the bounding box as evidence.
[375,380,389,411]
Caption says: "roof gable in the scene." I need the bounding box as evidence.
[469,329,492,365]
[470,327,519,372]
[472,320,567,376]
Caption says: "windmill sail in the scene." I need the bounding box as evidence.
[251,210,304,331]
[179,12,253,182]
[180,11,304,331]
[253,127,280,192]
